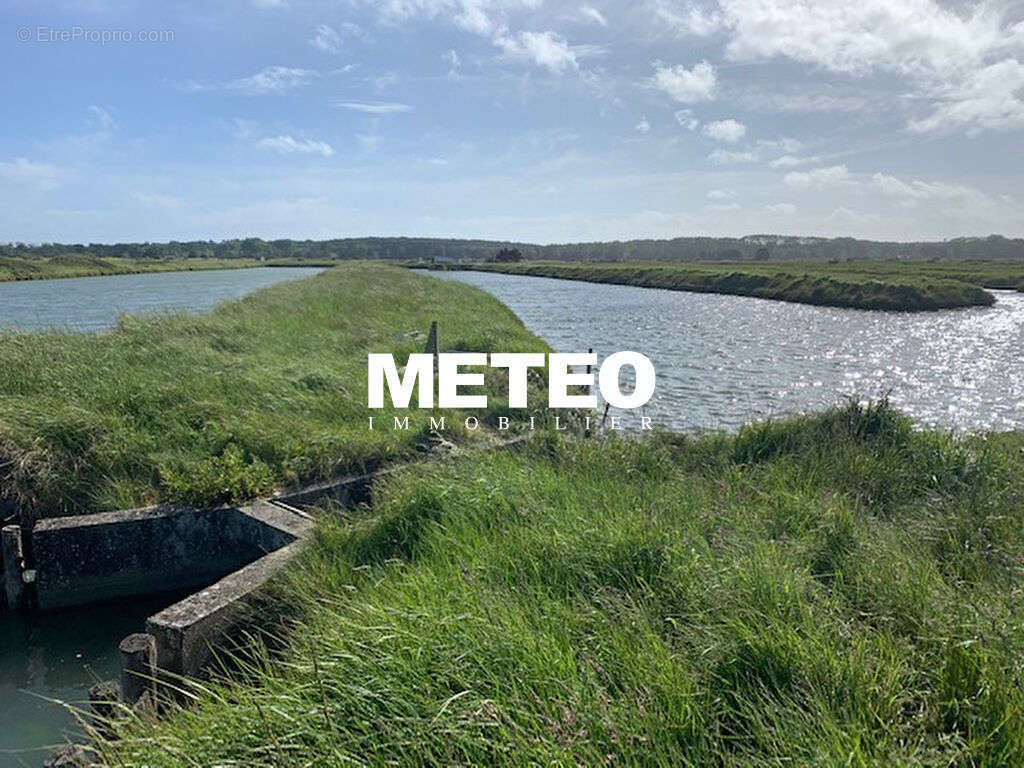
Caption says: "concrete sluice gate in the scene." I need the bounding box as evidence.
[1,447,519,717]
[1,496,317,686]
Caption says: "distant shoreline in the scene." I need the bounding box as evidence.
[424,260,1013,312]
[0,257,336,283]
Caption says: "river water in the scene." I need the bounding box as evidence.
[0,266,326,332]
[434,271,1024,432]
[0,596,186,767]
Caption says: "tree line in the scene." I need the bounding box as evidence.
[3,234,1023,263]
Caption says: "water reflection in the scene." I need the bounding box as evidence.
[0,594,185,767]
[0,267,326,333]
[435,271,1024,432]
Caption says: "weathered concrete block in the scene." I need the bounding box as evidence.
[147,541,305,677]
[31,504,302,611]
[275,468,398,511]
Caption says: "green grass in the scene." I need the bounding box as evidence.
[99,400,1024,766]
[0,263,552,519]
[0,255,333,282]
[460,261,1007,311]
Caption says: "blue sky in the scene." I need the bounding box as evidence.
[3,0,1024,244]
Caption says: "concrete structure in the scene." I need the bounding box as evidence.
[143,500,312,677]
[31,500,304,610]
[2,524,28,610]
[119,633,157,705]
[147,538,305,677]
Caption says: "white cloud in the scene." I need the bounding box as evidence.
[311,25,343,53]
[909,59,1024,135]
[779,166,990,205]
[185,66,317,95]
[234,66,317,94]
[871,173,982,202]
[635,115,651,134]
[715,0,1008,77]
[580,5,607,26]
[373,0,543,38]
[783,165,851,189]
[0,158,64,191]
[708,148,756,164]
[769,155,802,168]
[336,101,414,114]
[682,0,1024,134]
[252,0,288,7]
[731,86,877,114]
[703,118,746,142]
[654,1,723,36]
[361,1,585,75]
[496,30,579,73]
[706,189,735,200]
[705,202,741,211]
[443,48,461,75]
[674,109,700,130]
[764,202,797,214]
[257,135,335,157]
[651,60,716,102]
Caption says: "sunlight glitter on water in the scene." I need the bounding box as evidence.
[436,273,1024,433]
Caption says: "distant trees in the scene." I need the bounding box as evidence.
[492,248,523,263]
[3,235,1024,264]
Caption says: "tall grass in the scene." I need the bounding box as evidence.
[101,401,1024,766]
[0,263,551,518]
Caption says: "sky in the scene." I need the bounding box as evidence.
[3,0,1024,245]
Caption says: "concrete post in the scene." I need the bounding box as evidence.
[119,633,157,705]
[424,321,439,361]
[2,525,27,610]
[585,348,594,439]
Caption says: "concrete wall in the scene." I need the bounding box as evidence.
[31,503,297,611]
[147,539,306,677]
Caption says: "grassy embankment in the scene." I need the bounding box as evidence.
[0,263,552,519]
[100,400,1024,766]
[463,261,1014,311]
[0,254,332,282]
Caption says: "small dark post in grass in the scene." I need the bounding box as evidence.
[2,524,28,610]
[586,349,594,438]
[425,320,440,361]
[119,633,157,706]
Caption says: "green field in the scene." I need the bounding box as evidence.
[0,263,551,519]
[99,400,1024,766]
[0,254,334,282]
[460,260,1024,311]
